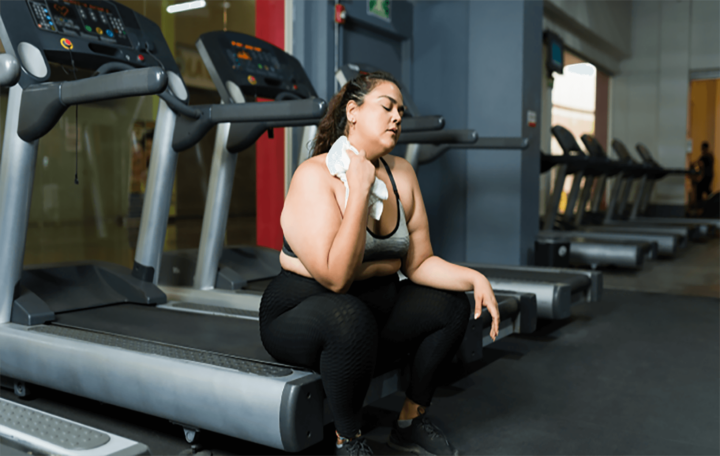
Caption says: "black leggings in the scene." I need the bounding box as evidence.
[259,270,469,438]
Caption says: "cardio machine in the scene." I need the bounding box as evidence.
[0,2,353,452]
[543,126,684,258]
[577,134,711,239]
[610,139,718,232]
[0,52,149,456]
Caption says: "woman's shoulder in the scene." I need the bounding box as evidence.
[288,154,338,194]
[293,155,330,182]
[383,155,418,182]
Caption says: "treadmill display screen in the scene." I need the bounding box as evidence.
[26,0,131,47]
[550,42,563,68]
[226,39,282,78]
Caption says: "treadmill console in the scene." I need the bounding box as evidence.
[27,0,133,47]
[196,31,317,102]
[0,0,179,86]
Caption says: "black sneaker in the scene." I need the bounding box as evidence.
[388,412,459,456]
[336,436,373,456]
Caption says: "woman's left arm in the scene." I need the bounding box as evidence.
[398,159,500,340]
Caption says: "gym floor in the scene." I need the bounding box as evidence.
[2,239,718,455]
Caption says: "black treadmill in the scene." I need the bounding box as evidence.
[578,134,708,240]
[614,139,718,233]
[545,126,683,258]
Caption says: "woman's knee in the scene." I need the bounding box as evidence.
[438,289,472,329]
[309,294,379,348]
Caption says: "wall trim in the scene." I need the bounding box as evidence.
[690,68,720,81]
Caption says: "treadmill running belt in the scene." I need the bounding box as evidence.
[481,270,590,290]
[31,325,292,377]
[54,304,280,365]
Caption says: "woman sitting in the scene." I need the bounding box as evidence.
[260,71,499,456]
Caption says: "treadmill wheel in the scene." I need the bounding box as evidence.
[13,381,35,400]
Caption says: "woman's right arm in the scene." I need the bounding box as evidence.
[281,152,376,293]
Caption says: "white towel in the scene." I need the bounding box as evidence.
[326,136,388,221]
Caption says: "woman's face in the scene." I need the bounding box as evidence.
[345,81,404,160]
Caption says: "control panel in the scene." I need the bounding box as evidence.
[197,31,317,102]
[0,0,180,86]
[27,0,132,47]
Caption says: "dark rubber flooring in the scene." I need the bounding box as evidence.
[1,289,718,455]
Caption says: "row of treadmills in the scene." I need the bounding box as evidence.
[0,2,708,455]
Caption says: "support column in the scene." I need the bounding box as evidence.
[465,1,543,265]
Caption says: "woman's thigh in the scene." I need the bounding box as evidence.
[378,280,470,347]
[260,292,379,371]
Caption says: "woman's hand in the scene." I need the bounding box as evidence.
[345,148,376,195]
[473,275,500,341]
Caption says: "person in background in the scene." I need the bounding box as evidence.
[694,141,715,203]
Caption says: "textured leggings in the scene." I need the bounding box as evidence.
[259,270,469,438]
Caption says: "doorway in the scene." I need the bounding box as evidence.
[686,78,720,208]
[549,52,597,215]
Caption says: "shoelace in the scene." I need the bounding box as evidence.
[420,415,443,441]
[343,437,373,456]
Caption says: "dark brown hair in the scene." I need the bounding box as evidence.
[312,71,401,157]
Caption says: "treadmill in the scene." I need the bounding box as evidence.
[0,52,149,456]
[553,127,696,242]
[538,149,658,268]
[578,134,709,240]
[545,126,683,258]
[0,2,369,452]
[616,139,719,232]
[333,63,602,320]
[157,31,537,354]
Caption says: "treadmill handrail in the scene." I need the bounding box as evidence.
[397,129,477,145]
[401,115,445,132]
[172,98,328,151]
[224,114,445,154]
[226,117,323,153]
[409,136,530,168]
[0,54,20,88]
[18,67,168,142]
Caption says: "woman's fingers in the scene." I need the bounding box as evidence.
[477,293,500,341]
[489,300,500,340]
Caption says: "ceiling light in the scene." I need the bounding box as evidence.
[167,0,206,14]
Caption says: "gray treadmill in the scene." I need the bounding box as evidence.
[545,126,683,258]
[0,2,365,453]
[615,139,719,232]
[577,134,710,239]
[0,54,149,456]
[157,31,537,354]
[331,63,602,320]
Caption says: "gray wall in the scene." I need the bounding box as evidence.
[544,0,632,74]
[292,0,335,102]
[611,0,720,206]
[411,1,469,263]
[414,1,543,265]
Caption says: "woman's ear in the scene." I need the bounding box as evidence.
[346,100,358,126]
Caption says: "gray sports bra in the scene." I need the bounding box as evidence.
[282,157,410,262]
